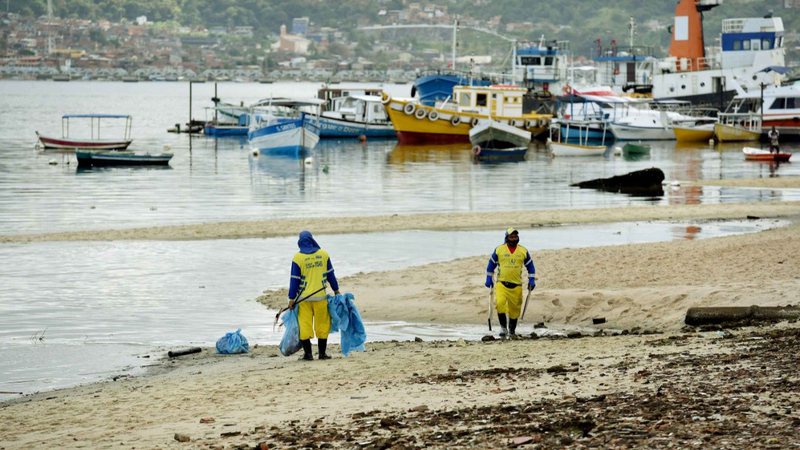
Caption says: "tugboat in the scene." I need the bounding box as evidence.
[651,0,787,108]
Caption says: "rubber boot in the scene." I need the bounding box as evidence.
[498,313,508,337]
[300,339,313,361]
[509,318,519,339]
[318,338,331,360]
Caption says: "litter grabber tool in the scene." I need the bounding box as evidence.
[520,276,538,321]
[487,283,495,331]
[273,285,327,330]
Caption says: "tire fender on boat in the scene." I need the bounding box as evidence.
[451,116,461,127]
[403,103,416,115]
[471,117,480,127]
[525,119,536,129]
[472,145,481,156]
[381,92,391,105]
[428,110,439,121]
[414,107,427,119]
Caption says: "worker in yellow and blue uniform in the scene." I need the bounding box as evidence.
[288,231,340,361]
[485,227,536,338]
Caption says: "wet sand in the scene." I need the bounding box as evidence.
[1,188,800,448]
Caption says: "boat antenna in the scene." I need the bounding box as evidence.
[628,17,636,49]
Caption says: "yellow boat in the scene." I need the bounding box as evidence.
[673,123,715,142]
[714,113,762,142]
[382,85,551,145]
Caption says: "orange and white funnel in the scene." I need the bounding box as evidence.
[668,0,722,71]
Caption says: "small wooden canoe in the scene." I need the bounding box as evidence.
[742,147,791,162]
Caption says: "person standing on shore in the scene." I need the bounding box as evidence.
[768,126,780,154]
[288,231,340,360]
[484,227,536,338]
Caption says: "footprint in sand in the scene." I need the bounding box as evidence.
[551,298,561,307]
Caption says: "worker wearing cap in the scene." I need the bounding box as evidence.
[485,227,536,337]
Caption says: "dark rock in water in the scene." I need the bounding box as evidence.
[571,167,665,197]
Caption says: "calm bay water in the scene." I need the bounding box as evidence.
[0,80,799,235]
[1,80,799,399]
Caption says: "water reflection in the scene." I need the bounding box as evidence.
[387,142,473,165]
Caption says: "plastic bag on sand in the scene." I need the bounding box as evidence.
[216,328,250,354]
[328,293,366,356]
[279,307,302,356]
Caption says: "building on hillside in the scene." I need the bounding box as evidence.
[291,17,310,36]
[273,25,311,55]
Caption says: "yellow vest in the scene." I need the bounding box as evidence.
[494,244,530,285]
[292,249,331,301]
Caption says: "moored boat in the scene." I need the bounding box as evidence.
[469,119,531,162]
[622,142,651,155]
[75,149,173,167]
[318,94,394,138]
[36,114,134,150]
[673,122,716,142]
[383,85,551,145]
[742,147,791,162]
[247,99,323,155]
[548,141,606,157]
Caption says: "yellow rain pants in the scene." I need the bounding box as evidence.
[298,299,330,340]
[495,283,523,319]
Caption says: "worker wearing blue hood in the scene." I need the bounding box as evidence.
[288,231,340,360]
[485,227,536,338]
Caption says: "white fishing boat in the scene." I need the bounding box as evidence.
[247,99,323,155]
[547,120,607,157]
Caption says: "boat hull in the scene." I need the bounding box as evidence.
[384,97,548,145]
[548,141,606,157]
[37,133,133,150]
[204,124,249,137]
[248,117,320,155]
[75,150,172,167]
[610,123,675,141]
[673,125,715,142]
[714,123,761,142]
[742,147,792,162]
[473,147,527,162]
[469,120,531,148]
[318,115,395,138]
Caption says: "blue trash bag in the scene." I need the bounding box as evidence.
[216,328,249,354]
[328,293,366,357]
[279,307,302,356]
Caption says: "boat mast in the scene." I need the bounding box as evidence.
[628,17,636,49]
[451,18,458,72]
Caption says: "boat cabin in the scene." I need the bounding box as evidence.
[452,85,526,118]
[322,95,389,124]
[317,85,383,112]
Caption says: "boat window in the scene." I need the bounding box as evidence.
[762,39,772,50]
[752,40,761,51]
[769,98,785,110]
[459,92,471,107]
[787,97,797,109]
[545,57,553,66]
[733,40,741,51]
[742,40,750,50]
[476,93,487,107]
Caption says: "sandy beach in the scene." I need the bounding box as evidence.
[2,190,800,448]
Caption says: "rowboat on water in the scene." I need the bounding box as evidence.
[742,147,791,162]
[36,114,134,150]
[75,149,173,167]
